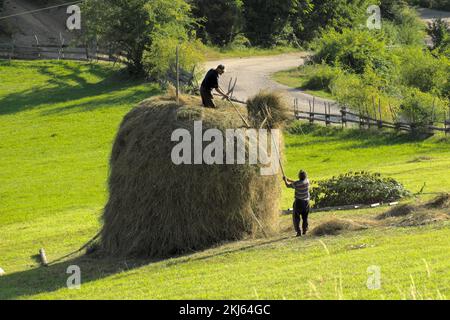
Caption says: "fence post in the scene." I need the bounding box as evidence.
[34,35,41,59]
[341,106,347,128]
[308,100,312,123]
[372,97,377,125]
[444,110,448,136]
[378,98,383,129]
[9,40,15,61]
[325,102,330,126]
[358,108,362,129]
[428,99,436,135]
[312,97,315,121]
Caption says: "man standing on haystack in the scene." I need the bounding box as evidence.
[200,64,229,108]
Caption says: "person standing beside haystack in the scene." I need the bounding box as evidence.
[200,65,229,108]
[284,170,310,237]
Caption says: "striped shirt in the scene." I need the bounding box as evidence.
[289,179,310,201]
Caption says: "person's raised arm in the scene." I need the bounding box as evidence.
[283,176,294,188]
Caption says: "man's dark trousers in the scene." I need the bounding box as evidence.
[200,86,216,108]
[293,199,310,235]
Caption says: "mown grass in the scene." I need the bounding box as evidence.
[0,60,449,300]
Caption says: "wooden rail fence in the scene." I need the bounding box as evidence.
[294,97,450,135]
[0,43,125,62]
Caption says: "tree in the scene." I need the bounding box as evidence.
[290,0,371,44]
[81,0,195,76]
[242,0,297,47]
[192,0,244,46]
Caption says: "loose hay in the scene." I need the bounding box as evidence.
[376,204,416,220]
[99,94,282,258]
[311,219,368,236]
[394,211,449,227]
[425,193,450,210]
[246,91,291,129]
[378,197,449,227]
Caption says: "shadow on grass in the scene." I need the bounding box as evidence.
[0,255,149,299]
[0,235,291,299]
[0,61,158,115]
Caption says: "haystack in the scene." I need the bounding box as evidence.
[246,91,291,129]
[99,93,284,258]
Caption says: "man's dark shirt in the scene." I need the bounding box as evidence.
[201,69,219,91]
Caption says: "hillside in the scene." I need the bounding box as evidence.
[0,60,449,299]
[0,0,74,45]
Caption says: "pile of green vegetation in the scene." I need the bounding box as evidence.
[311,172,411,208]
[295,2,449,127]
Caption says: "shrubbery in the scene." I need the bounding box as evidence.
[304,8,449,125]
[400,88,448,125]
[395,46,449,94]
[312,29,393,75]
[311,172,411,208]
[301,64,342,91]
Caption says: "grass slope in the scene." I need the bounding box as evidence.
[204,46,300,60]
[272,67,333,100]
[0,60,449,300]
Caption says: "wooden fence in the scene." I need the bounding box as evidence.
[0,43,125,62]
[294,97,450,135]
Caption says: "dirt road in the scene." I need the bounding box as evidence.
[205,53,336,112]
[417,8,450,24]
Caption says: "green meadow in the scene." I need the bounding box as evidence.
[0,61,449,299]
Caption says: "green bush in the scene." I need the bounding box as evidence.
[313,28,393,75]
[399,88,448,124]
[302,64,342,91]
[427,18,450,49]
[144,36,205,81]
[329,71,396,119]
[395,46,449,94]
[311,172,411,208]
[389,6,425,46]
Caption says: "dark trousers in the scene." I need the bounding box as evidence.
[200,86,216,108]
[293,199,310,235]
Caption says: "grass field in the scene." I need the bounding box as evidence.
[272,67,333,100]
[0,60,449,300]
[204,46,300,60]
